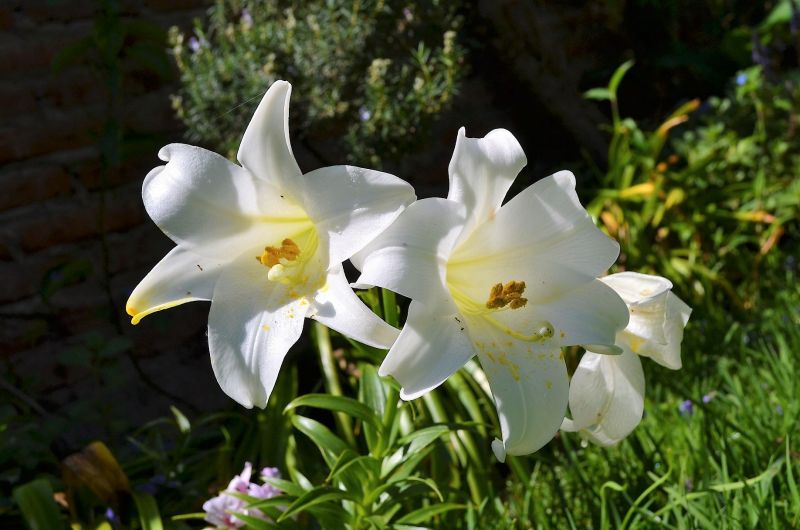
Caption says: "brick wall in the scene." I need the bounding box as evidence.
[0,0,235,438]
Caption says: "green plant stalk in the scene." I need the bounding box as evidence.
[378,288,401,456]
[313,322,356,447]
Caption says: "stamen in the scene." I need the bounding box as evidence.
[485,280,528,310]
[257,238,301,267]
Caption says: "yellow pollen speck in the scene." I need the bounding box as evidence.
[538,353,546,360]
[496,352,521,381]
[629,336,644,353]
[485,280,528,310]
[560,330,566,339]
[546,380,553,390]
[257,238,301,267]
[486,352,496,363]
[559,350,565,360]
[262,324,270,331]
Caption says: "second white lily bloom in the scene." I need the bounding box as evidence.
[562,272,692,446]
[126,81,415,408]
[354,128,629,460]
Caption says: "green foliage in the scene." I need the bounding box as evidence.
[587,61,800,313]
[169,0,465,166]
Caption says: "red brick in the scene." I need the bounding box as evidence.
[0,105,101,163]
[0,181,145,254]
[0,163,71,212]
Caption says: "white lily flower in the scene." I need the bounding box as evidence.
[126,81,415,408]
[353,128,629,461]
[562,272,692,446]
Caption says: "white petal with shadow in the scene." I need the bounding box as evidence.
[379,300,475,400]
[300,165,416,264]
[354,198,465,307]
[567,346,645,446]
[208,252,309,408]
[126,246,226,324]
[467,315,568,460]
[310,265,400,349]
[143,144,309,259]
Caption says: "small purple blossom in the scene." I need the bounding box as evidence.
[203,463,282,529]
[241,9,253,29]
[358,107,371,122]
[188,36,202,53]
[736,73,747,86]
[679,399,694,416]
[702,392,715,404]
[403,7,413,22]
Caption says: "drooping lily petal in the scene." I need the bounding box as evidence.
[129,80,415,408]
[126,247,226,324]
[563,271,691,446]
[601,272,692,369]
[358,127,628,457]
[563,347,645,447]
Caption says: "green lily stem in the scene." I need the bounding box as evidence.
[381,288,399,327]
[378,288,401,455]
[313,322,356,447]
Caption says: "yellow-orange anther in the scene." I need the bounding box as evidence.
[485,280,528,310]
[257,239,301,267]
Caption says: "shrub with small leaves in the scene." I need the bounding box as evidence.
[169,0,465,167]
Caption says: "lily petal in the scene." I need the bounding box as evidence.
[300,165,416,264]
[468,315,568,460]
[602,272,672,344]
[310,265,400,349]
[208,253,309,408]
[379,300,475,400]
[448,171,620,304]
[354,198,465,306]
[143,144,307,259]
[237,80,303,198]
[634,292,692,369]
[447,128,527,244]
[566,346,645,446]
[126,246,226,324]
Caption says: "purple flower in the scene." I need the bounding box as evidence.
[241,9,253,29]
[702,393,714,404]
[359,107,371,122]
[203,463,281,528]
[203,494,246,529]
[736,73,747,86]
[188,36,201,53]
[679,399,694,416]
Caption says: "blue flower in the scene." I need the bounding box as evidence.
[679,399,694,416]
[736,73,747,86]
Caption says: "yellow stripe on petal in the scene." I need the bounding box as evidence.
[128,298,196,325]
